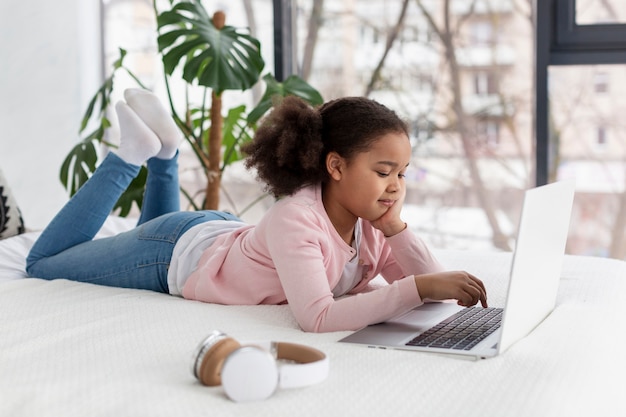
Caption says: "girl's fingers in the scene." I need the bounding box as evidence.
[466,273,488,307]
[459,280,488,307]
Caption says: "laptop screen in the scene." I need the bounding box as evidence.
[498,181,575,353]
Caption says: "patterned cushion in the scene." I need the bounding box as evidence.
[0,168,25,239]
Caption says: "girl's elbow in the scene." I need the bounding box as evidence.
[299,321,322,333]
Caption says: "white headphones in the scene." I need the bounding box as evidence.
[191,330,329,402]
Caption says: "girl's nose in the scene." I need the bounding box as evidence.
[387,176,400,193]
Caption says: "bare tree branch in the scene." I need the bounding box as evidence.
[364,0,410,96]
[415,0,511,250]
[300,0,325,81]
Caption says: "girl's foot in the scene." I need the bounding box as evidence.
[124,88,181,160]
[115,101,162,166]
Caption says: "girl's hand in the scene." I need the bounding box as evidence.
[414,271,488,308]
[371,186,407,237]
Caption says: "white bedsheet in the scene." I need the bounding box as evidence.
[1,217,625,416]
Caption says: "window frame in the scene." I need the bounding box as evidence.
[535,0,626,186]
[553,0,626,64]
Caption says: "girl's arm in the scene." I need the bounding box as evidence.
[266,200,486,333]
[377,226,487,308]
[266,212,425,332]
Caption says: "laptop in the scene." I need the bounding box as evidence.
[339,181,575,359]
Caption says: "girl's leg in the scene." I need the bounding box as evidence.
[27,210,240,292]
[123,88,182,225]
[25,89,198,292]
[137,155,181,226]
[27,99,162,278]
[26,152,140,269]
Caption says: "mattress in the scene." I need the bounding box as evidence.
[1,216,625,416]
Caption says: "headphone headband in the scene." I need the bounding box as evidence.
[245,341,329,388]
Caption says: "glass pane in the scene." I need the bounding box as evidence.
[295,0,534,252]
[549,65,626,259]
[576,0,626,25]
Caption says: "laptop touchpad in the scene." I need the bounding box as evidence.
[388,302,462,327]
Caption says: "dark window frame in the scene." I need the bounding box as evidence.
[553,0,626,65]
[535,0,626,185]
[272,0,296,82]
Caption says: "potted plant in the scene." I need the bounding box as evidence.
[60,0,323,216]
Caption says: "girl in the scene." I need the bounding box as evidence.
[27,89,487,333]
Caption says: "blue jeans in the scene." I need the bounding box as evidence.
[26,152,240,293]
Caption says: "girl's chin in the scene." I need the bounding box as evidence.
[364,208,391,222]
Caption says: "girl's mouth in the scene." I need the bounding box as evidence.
[378,199,395,207]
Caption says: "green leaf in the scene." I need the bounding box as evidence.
[157,0,264,94]
[222,105,253,167]
[59,139,99,196]
[247,74,324,124]
[187,106,211,151]
[112,47,127,69]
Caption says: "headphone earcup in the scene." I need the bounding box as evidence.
[196,337,241,386]
[221,346,279,402]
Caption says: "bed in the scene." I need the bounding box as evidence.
[1,215,625,417]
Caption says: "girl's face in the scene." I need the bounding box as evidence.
[324,131,411,228]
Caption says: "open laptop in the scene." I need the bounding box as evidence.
[339,181,575,359]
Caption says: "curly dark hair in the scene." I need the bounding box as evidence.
[243,95,408,197]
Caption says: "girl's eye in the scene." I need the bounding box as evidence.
[376,171,406,179]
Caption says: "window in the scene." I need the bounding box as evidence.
[537,0,626,259]
[294,0,531,252]
[593,71,609,93]
[470,21,493,46]
[596,126,607,146]
[100,1,625,260]
[475,119,500,148]
[576,0,626,24]
[473,71,497,96]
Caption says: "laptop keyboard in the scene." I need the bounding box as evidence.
[406,307,503,351]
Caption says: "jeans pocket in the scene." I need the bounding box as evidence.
[137,212,207,243]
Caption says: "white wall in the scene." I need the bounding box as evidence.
[0,0,102,230]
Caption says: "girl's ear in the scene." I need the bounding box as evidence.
[326,152,344,181]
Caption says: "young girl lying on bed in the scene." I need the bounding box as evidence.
[26,89,487,333]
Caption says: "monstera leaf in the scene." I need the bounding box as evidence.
[247,74,325,124]
[157,0,264,94]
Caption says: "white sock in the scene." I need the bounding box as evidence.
[115,101,162,166]
[124,88,181,160]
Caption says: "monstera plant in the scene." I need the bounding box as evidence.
[61,0,323,216]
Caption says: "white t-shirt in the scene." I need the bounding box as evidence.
[168,220,246,296]
[331,221,364,297]
[169,218,364,298]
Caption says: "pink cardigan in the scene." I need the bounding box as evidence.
[182,184,444,332]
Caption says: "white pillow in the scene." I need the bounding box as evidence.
[0,232,37,280]
[0,168,25,239]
